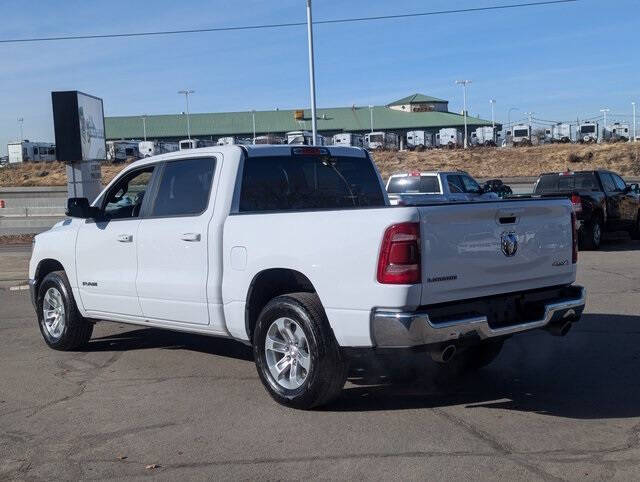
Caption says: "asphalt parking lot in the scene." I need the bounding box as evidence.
[1,238,640,480]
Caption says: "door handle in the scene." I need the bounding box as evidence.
[117,234,133,243]
[180,233,201,242]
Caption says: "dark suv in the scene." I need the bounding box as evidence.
[533,170,640,249]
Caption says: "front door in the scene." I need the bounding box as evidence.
[76,165,157,317]
[136,157,217,325]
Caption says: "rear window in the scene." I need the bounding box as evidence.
[239,155,385,212]
[387,175,440,194]
[534,173,599,193]
[513,129,529,137]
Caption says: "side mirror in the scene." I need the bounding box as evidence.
[628,183,639,194]
[66,197,100,218]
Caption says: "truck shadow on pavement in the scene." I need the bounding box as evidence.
[83,327,254,361]
[79,313,640,419]
[328,313,640,418]
[593,237,640,252]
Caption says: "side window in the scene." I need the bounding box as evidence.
[600,173,617,192]
[612,174,627,192]
[447,175,464,194]
[461,175,481,193]
[151,157,215,217]
[103,167,155,220]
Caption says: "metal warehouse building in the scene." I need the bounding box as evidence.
[104,93,498,142]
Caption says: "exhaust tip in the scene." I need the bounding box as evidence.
[548,321,572,337]
[431,344,457,363]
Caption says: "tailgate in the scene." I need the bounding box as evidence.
[418,199,575,305]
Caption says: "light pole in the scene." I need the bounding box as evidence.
[17,117,24,141]
[306,0,318,145]
[632,102,636,142]
[251,110,256,144]
[178,90,195,139]
[508,107,519,141]
[141,115,147,141]
[369,105,374,133]
[489,99,496,143]
[600,108,610,141]
[456,80,472,148]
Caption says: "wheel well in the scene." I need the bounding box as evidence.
[245,269,316,342]
[34,259,65,292]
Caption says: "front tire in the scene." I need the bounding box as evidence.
[37,271,93,350]
[253,292,347,409]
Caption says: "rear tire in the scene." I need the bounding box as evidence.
[630,215,640,240]
[37,271,93,350]
[582,216,602,250]
[253,292,347,409]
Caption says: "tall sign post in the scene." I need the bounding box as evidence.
[52,91,106,202]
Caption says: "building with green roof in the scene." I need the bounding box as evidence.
[105,93,498,143]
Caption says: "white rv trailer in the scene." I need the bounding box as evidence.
[364,132,399,150]
[7,141,56,164]
[285,130,326,146]
[438,128,463,148]
[511,125,532,146]
[253,135,285,145]
[549,123,573,143]
[332,133,364,147]
[405,130,434,150]
[577,122,599,143]
[178,139,216,150]
[216,136,253,146]
[138,140,179,158]
[605,123,631,142]
[472,127,497,147]
[106,141,141,162]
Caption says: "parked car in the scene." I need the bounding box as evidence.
[386,171,499,205]
[29,145,585,409]
[533,170,640,249]
[483,179,513,198]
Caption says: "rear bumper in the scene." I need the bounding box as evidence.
[371,285,586,348]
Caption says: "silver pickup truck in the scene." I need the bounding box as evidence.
[386,171,499,206]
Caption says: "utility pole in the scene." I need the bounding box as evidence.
[456,80,472,148]
[489,99,496,143]
[369,105,374,133]
[507,107,518,143]
[178,90,195,140]
[600,108,610,141]
[306,0,318,146]
[17,117,24,141]
[632,102,636,142]
[141,115,147,141]
[251,110,256,144]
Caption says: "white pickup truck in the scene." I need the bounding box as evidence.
[29,145,585,409]
[386,171,499,206]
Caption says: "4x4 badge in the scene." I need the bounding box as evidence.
[501,232,518,257]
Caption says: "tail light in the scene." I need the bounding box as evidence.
[377,222,421,284]
[571,193,582,213]
[571,211,578,264]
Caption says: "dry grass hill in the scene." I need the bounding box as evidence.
[1,142,639,188]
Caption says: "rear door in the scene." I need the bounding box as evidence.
[611,173,636,228]
[600,172,625,229]
[136,156,218,325]
[418,199,575,305]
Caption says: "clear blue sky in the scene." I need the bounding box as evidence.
[1,0,639,155]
